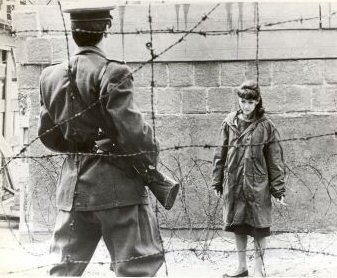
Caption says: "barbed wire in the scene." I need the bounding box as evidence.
[7,27,337,37]
[255,2,260,85]
[252,5,267,275]
[2,1,337,276]
[148,3,158,161]
[2,130,336,161]
[147,3,169,276]
[6,8,337,37]
[2,245,337,276]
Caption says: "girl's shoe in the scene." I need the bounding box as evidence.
[223,270,249,277]
[253,271,266,277]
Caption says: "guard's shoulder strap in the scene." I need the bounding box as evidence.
[97,59,127,82]
[106,58,126,64]
[75,48,126,80]
[98,60,110,82]
[67,56,83,103]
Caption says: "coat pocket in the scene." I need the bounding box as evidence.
[253,158,267,176]
[254,173,268,186]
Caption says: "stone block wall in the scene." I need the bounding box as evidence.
[12,2,337,234]
[133,60,337,232]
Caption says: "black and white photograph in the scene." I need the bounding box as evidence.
[0,0,337,277]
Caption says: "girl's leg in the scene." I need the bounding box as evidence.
[235,234,248,272]
[253,236,267,277]
[223,234,248,277]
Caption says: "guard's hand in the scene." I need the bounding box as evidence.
[275,196,287,206]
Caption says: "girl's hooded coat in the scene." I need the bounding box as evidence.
[212,111,286,228]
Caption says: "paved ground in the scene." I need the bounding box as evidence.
[1,220,337,277]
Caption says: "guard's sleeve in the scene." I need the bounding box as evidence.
[265,125,286,198]
[100,64,158,166]
[211,122,229,187]
[38,72,69,152]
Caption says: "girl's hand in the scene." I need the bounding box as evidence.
[275,196,287,206]
[214,190,222,197]
[211,182,223,197]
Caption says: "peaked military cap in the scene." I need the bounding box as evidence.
[62,1,115,22]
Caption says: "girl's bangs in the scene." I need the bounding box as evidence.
[236,88,259,100]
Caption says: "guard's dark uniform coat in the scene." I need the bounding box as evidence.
[212,111,286,228]
[39,46,155,211]
[39,46,163,277]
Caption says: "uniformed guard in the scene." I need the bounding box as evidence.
[38,1,164,276]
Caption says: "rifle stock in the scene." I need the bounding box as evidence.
[134,167,180,210]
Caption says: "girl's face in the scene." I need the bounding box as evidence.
[238,97,259,116]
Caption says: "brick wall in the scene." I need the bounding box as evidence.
[13,2,337,233]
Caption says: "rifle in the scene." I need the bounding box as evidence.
[132,164,179,210]
[96,139,180,210]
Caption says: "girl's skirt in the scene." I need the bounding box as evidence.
[225,224,271,237]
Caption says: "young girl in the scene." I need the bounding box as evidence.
[211,80,286,277]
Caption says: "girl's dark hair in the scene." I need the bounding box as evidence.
[235,80,265,118]
[71,20,111,47]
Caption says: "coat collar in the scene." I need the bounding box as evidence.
[225,111,239,126]
[74,46,107,59]
[225,110,267,138]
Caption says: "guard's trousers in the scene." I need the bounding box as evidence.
[49,205,164,277]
